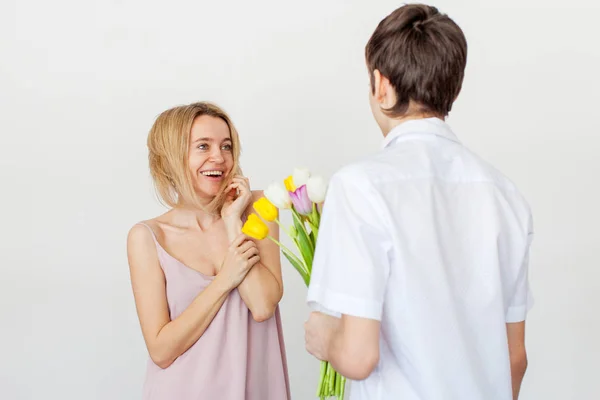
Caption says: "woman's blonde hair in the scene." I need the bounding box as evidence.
[147,102,242,213]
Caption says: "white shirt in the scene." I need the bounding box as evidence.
[307,118,534,400]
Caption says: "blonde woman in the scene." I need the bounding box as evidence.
[127,102,290,400]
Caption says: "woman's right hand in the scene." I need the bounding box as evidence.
[218,234,261,289]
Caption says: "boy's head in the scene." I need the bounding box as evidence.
[365,4,467,133]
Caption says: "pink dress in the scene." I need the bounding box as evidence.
[138,223,291,400]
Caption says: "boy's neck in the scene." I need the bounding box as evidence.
[381,113,444,137]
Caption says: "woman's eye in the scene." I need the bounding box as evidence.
[222,144,232,151]
[197,144,208,150]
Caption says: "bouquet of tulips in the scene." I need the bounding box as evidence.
[241,168,346,400]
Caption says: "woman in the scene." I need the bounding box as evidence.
[127,102,290,399]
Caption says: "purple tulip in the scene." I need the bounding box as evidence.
[289,185,312,215]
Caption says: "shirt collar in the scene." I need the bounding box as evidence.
[381,117,461,149]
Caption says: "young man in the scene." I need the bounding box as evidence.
[305,4,533,400]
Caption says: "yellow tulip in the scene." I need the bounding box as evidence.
[284,175,296,192]
[253,197,278,222]
[242,214,269,240]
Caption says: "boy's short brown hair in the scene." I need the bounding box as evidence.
[365,4,467,118]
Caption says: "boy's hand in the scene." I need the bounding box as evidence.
[304,312,341,361]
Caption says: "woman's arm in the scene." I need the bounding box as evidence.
[127,225,257,368]
[227,191,284,322]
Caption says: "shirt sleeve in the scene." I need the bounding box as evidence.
[506,217,535,323]
[306,170,391,321]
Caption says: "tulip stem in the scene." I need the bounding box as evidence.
[273,218,296,242]
[266,235,294,260]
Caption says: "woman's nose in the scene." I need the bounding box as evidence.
[210,150,225,163]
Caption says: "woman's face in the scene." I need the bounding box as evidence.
[187,115,234,201]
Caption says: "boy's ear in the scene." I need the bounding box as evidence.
[373,69,396,109]
[372,69,383,100]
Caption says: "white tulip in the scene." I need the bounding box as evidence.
[293,167,311,188]
[306,175,328,203]
[264,182,292,209]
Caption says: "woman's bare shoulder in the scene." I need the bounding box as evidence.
[127,211,174,247]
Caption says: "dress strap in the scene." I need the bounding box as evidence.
[135,222,166,270]
[136,222,159,244]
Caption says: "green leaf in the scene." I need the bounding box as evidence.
[307,204,320,243]
[281,248,310,286]
[291,208,315,273]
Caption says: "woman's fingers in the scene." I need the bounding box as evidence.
[238,239,256,253]
[232,176,250,189]
[243,246,260,260]
[230,234,247,248]
[247,255,261,267]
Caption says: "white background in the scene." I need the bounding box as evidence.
[1,0,599,399]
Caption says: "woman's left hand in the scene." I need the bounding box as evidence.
[221,175,252,225]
